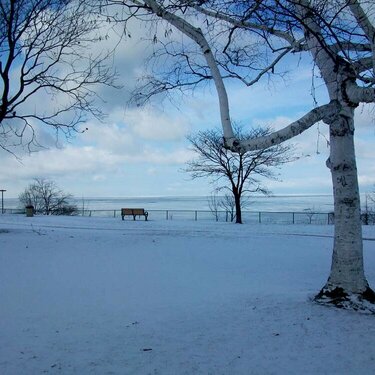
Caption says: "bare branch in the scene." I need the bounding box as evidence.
[185,125,295,223]
[0,0,118,153]
[228,101,339,152]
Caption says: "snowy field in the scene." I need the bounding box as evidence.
[0,214,374,375]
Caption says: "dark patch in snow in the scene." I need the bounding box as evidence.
[315,287,375,314]
[315,287,348,304]
[126,321,140,328]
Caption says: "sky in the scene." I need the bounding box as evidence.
[1,12,375,199]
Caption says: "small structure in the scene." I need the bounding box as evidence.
[25,205,34,217]
[0,189,5,214]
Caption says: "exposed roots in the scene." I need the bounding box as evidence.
[314,287,375,314]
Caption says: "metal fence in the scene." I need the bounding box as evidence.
[1,208,334,225]
[4,207,375,225]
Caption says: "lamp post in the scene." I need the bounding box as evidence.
[0,189,6,214]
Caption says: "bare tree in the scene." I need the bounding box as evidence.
[219,193,236,223]
[0,0,116,153]
[185,126,294,224]
[207,192,220,222]
[303,208,317,225]
[19,178,77,215]
[361,193,375,225]
[102,0,375,310]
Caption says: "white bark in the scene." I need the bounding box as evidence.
[142,0,234,140]
[193,5,300,47]
[346,83,375,104]
[229,102,338,151]
[296,0,370,296]
[325,112,368,293]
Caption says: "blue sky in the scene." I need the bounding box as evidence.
[1,21,375,199]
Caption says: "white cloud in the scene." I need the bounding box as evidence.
[358,174,375,187]
[0,111,194,197]
[124,106,189,141]
[92,175,107,182]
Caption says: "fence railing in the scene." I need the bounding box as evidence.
[1,208,337,225]
[84,209,336,224]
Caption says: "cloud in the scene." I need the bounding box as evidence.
[358,174,375,187]
[0,106,194,197]
[354,104,375,130]
[2,10,375,199]
[1,137,192,177]
[124,106,189,141]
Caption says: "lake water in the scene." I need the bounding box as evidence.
[3,195,335,213]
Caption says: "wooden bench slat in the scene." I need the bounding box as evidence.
[121,208,148,221]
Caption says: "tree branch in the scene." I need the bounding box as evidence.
[141,0,234,139]
[346,82,375,104]
[227,101,339,152]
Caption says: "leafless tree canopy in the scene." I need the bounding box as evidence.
[19,177,77,215]
[185,126,295,223]
[102,0,374,141]
[0,0,117,153]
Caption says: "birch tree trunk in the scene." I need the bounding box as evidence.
[296,1,374,309]
[315,108,374,306]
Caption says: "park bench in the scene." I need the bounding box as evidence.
[121,208,148,221]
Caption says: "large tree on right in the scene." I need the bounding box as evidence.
[210,0,375,310]
[110,0,375,311]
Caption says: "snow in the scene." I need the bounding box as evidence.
[0,214,374,374]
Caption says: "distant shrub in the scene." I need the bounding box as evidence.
[19,178,78,216]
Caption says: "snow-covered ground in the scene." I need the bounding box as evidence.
[0,214,374,374]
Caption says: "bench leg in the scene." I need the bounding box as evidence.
[122,215,124,221]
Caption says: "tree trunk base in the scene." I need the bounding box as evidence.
[314,286,375,314]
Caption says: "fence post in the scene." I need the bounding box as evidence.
[195,211,197,221]
[166,210,169,220]
[259,212,262,223]
[292,212,295,224]
[114,210,116,218]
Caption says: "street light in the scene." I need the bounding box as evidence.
[0,189,6,214]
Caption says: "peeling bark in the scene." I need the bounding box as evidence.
[227,102,338,152]
[325,112,367,292]
[315,110,375,312]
